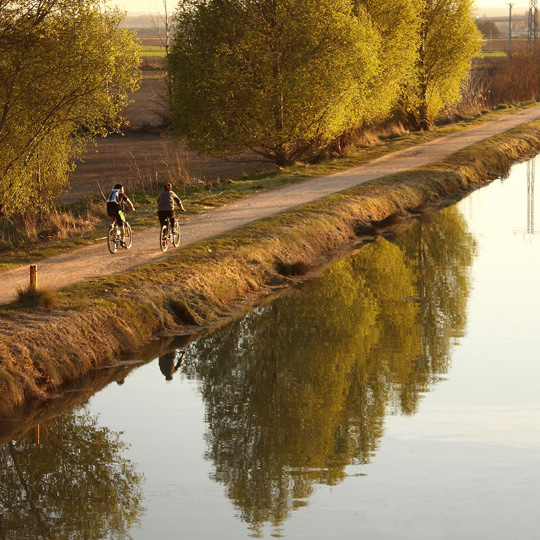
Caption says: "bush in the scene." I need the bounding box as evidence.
[16,287,58,309]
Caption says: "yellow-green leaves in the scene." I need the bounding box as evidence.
[401,0,483,129]
[0,0,141,222]
[169,0,482,162]
[169,0,381,166]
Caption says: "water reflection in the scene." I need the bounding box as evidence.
[527,158,535,234]
[0,199,478,538]
[0,407,144,540]
[179,205,476,536]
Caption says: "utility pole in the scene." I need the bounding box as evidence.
[508,3,514,54]
[528,0,538,53]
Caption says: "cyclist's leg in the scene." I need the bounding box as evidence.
[116,211,125,240]
[107,202,118,228]
[158,211,168,229]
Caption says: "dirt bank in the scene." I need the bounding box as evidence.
[2,119,540,416]
[3,106,540,305]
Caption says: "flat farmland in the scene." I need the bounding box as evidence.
[64,72,272,203]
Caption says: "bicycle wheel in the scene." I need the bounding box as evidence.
[107,226,118,254]
[172,223,180,247]
[160,224,169,252]
[124,222,133,250]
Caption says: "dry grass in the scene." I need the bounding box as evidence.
[1,119,540,415]
[16,287,57,309]
[126,136,204,196]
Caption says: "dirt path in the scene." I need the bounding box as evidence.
[2,105,540,305]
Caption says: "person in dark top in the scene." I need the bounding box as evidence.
[106,183,135,247]
[158,350,186,381]
[157,183,186,232]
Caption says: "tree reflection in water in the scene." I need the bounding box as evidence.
[0,407,144,540]
[181,205,476,536]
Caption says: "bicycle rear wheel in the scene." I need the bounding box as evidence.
[107,226,118,254]
[124,222,133,249]
[160,225,169,252]
[172,224,180,247]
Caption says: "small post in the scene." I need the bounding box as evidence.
[30,265,37,290]
[33,425,40,445]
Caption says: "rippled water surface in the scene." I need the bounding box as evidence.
[1,157,540,539]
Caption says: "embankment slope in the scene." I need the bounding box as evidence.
[2,115,540,415]
[3,105,540,304]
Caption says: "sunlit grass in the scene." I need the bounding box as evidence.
[0,102,538,271]
[2,121,540,414]
[479,51,508,58]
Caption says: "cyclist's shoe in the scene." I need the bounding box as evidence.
[120,240,127,249]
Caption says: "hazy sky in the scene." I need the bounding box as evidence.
[113,1,530,16]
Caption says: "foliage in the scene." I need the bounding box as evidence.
[352,0,421,123]
[168,0,484,160]
[0,0,141,223]
[475,18,501,38]
[0,406,144,539]
[181,205,474,533]
[397,0,482,130]
[168,0,380,166]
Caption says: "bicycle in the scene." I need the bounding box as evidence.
[159,216,180,252]
[107,213,133,254]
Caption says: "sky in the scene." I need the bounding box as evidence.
[112,1,531,16]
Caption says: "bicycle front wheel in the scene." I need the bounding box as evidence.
[160,225,169,252]
[124,222,133,250]
[172,224,180,247]
[107,226,118,254]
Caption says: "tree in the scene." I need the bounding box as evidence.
[180,205,474,533]
[353,0,421,123]
[475,18,501,38]
[400,0,482,130]
[168,0,380,166]
[0,0,140,224]
[0,406,143,539]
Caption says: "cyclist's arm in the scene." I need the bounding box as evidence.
[124,196,135,212]
[173,193,186,212]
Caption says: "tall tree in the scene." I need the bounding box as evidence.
[168,0,380,166]
[0,0,140,223]
[401,0,482,129]
[353,0,421,123]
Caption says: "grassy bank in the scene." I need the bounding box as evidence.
[2,120,540,415]
[0,102,537,271]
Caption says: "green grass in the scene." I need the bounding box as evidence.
[0,100,538,271]
[139,45,166,57]
[140,51,167,57]
[479,51,508,58]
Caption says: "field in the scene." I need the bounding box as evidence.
[65,70,273,204]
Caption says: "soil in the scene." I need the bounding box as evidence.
[63,74,272,204]
[2,97,540,306]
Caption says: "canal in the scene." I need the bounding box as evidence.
[1,155,539,539]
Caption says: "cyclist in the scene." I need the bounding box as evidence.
[106,183,135,248]
[157,183,186,233]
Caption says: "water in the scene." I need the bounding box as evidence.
[1,156,540,539]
